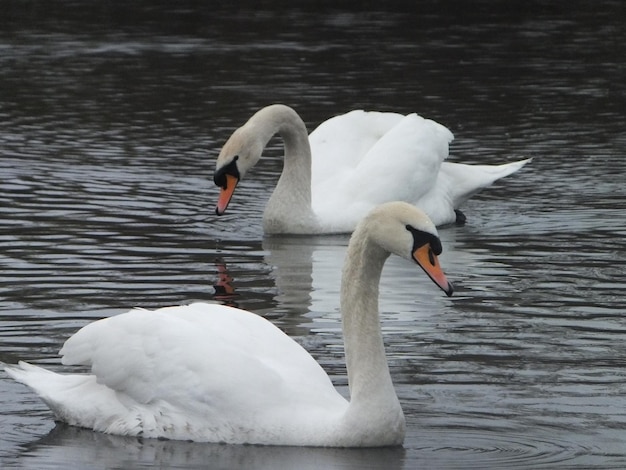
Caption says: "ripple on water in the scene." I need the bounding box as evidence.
[408,426,623,469]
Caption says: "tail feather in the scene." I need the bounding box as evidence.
[443,157,532,206]
[4,361,130,432]
[5,361,60,387]
[416,157,531,225]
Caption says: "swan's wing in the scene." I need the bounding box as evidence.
[309,110,404,186]
[59,303,340,411]
[312,113,453,229]
[347,114,452,197]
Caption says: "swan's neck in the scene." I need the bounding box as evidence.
[250,105,317,234]
[340,229,402,417]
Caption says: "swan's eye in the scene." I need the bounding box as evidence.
[214,157,240,188]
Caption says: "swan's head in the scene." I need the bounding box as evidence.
[214,126,262,216]
[364,202,453,297]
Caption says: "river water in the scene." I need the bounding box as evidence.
[1,2,625,468]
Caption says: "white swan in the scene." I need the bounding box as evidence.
[214,104,530,234]
[5,201,453,447]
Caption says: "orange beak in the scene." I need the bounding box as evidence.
[412,244,453,297]
[216,174,239,216]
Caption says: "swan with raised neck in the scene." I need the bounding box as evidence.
[4,201,453,447]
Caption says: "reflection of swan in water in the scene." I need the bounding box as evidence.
[17,423,405,469]
[5,202,452,447]
[261,235,336,321]
[210,258,237,305]
[214,104,531,234]
[263,228,467,331]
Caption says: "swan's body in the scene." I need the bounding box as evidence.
[214,105,530,234]
[5,202,453,447]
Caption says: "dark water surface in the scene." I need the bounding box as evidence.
[1,2,625,468]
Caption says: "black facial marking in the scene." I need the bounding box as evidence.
[405,224,442,256]
[214,156,240,189]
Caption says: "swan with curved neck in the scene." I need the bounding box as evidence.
[215,104,318,233]
[214,104,530,234]
[5,201,453,447]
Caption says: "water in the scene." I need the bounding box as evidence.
[1,1,625,468]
